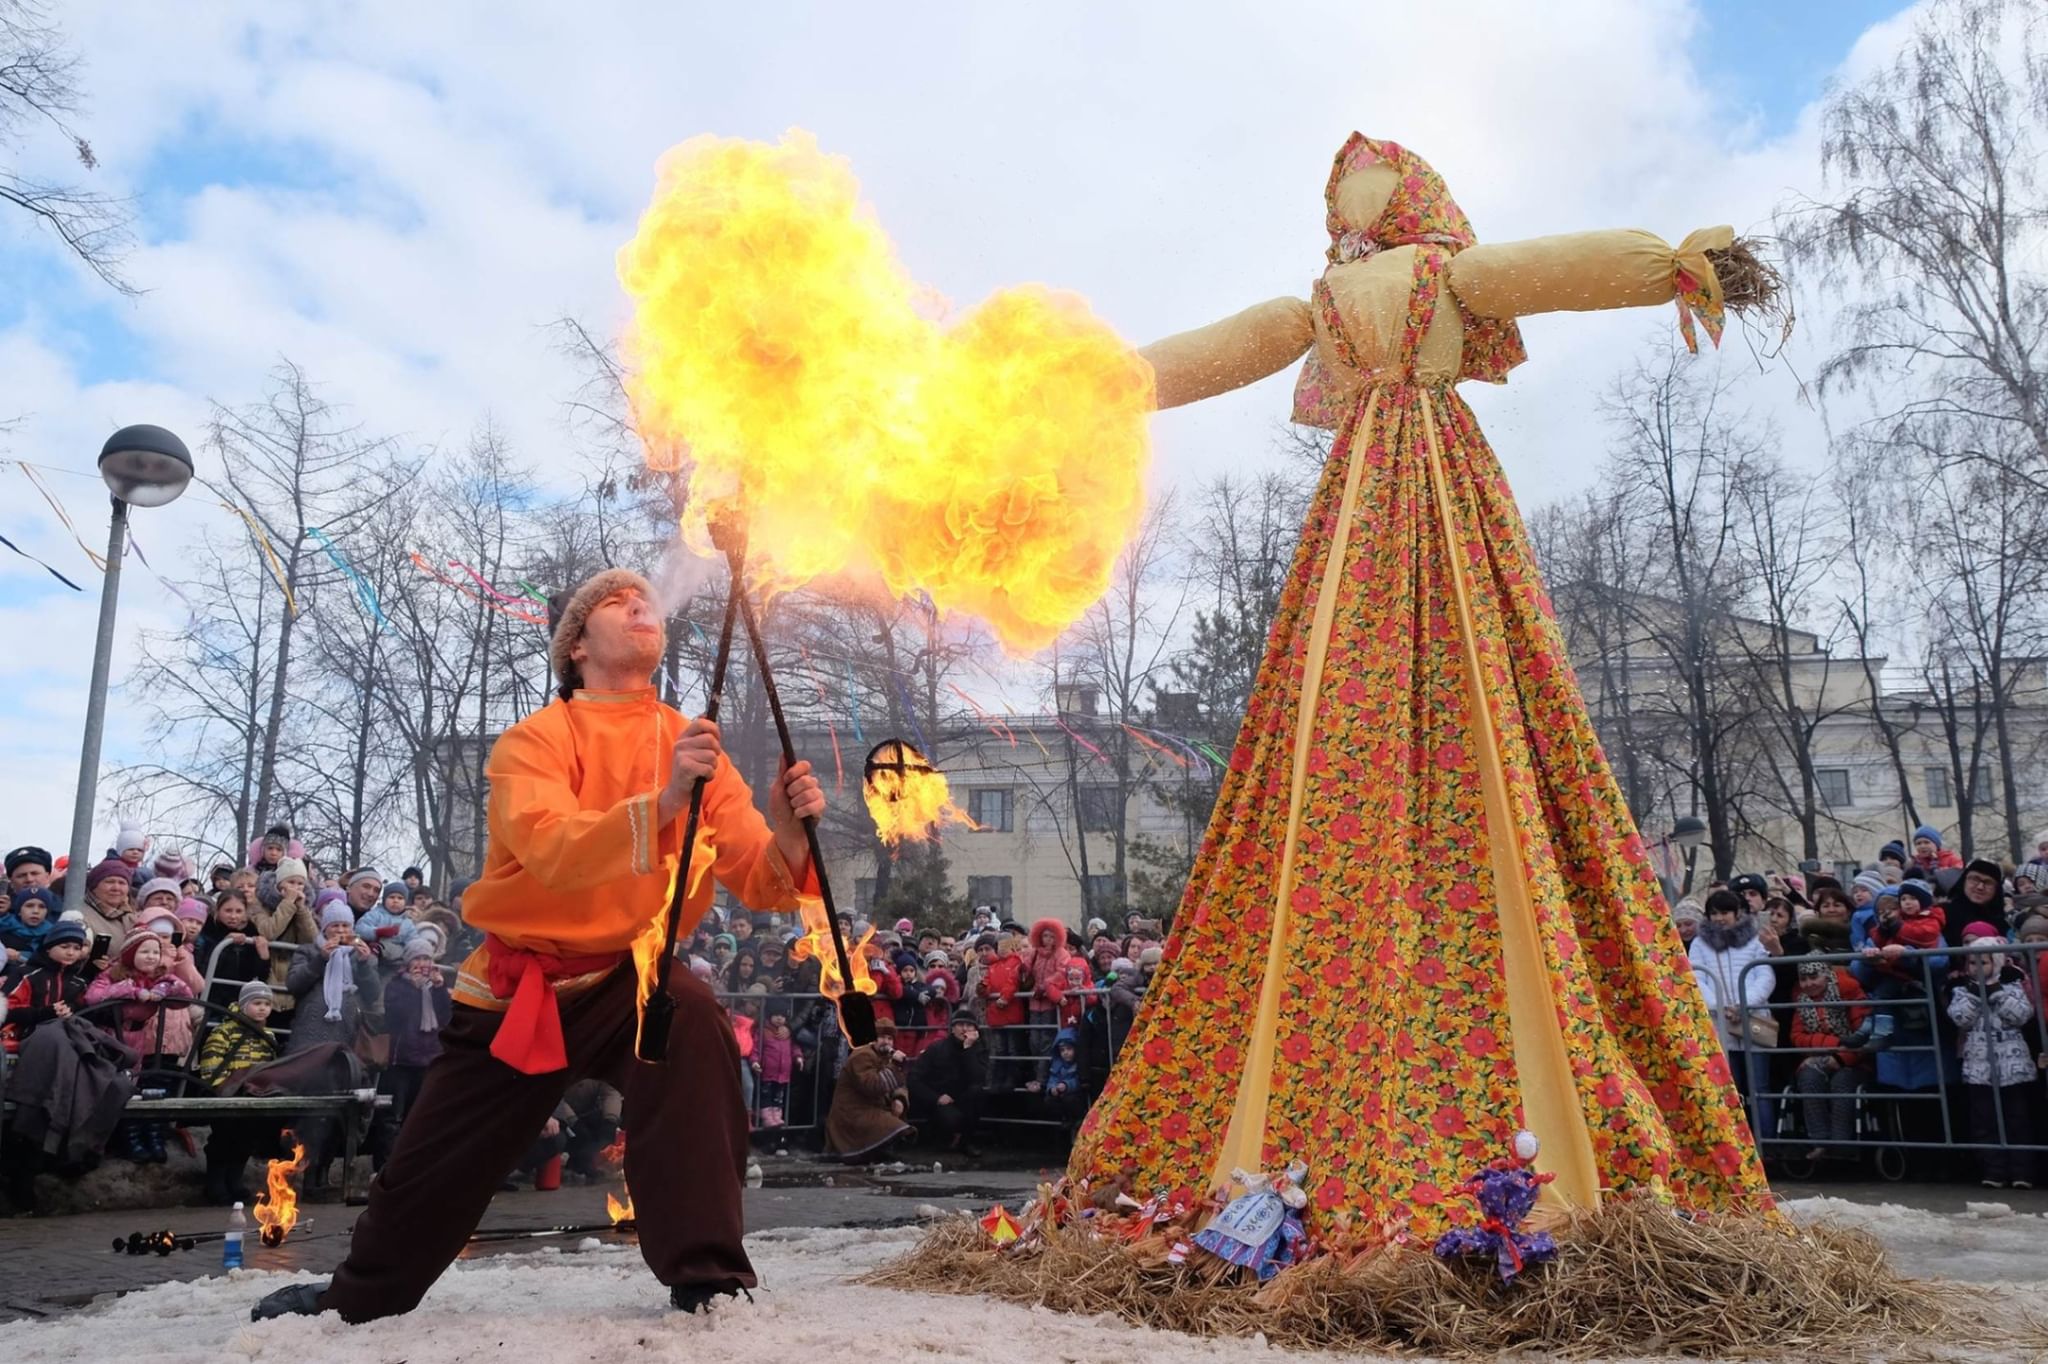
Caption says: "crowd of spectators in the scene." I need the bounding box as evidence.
[1675,823,2047,1189]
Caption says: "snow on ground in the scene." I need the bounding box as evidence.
[1,1203,2042,1364]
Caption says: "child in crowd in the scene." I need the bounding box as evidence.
[1947,926,2041,1190]
[0,885,57,980]
[978,932,1030,1088]
[1,917,94,1053]
[731,993,759,1115]
[171,896,212,986]
[355,881,419,969]
[195,979,282,1203]
[251,858,319,1014]
[756,1012,796,1128]
[85,928,196,1162]
[1044,1027,1085,1127]
[197,890,271,1009]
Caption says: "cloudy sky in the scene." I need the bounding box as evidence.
[0,0,1917,862]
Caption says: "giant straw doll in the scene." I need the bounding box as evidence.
[1070,135,1777,1239]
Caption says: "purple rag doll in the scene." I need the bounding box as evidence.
[1431,1130,1559,1281]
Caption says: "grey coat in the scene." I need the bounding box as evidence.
[283,942,383,1054]
[5,1015,138,1161]
[1946,973,2036,1088]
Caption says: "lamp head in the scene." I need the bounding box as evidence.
[98,425,192,508]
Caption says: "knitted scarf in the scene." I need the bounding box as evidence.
[412,974,440,1032]
[322,945,357,1022]
[1795,966,1853,1040]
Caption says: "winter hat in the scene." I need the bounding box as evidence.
[948,1007,979,1028]
[1852,870,1888,898]
[4,845,51,876]
[1912,824,1944,848]
[1898,880,1936,912]
[116,926,165,967]
[1803,919,1850,954]
[381,880,409,903]
[1961,920,2002,943]
[174,896,210,924]
[237,979,274,1008]
[344,867,382,893]
[712,933,737,953]
[402,866,424,881]
[275,857,309,885]
[135,876,182,908]
[41,917,87,949]
[402,938,438,963]
[9,885,57,914]
[1137,945,1164,969]
[2016,914,2048,942]
[924,950,951,968]
[1084,917,1108,939]
[314,886,348,912]
[1670,899,1705,926]
[894,918,915,935]
[320,904,355,931]
[1964,857,2005,887]
[1878,840,1908,866]
[2015,860,2048,888]
[1110,955,1135,975]
[85,857,131,892]
[114,823,147,856]
[414,922,447,955]
[548,567,657,698]
[151,848,194,881]
[1729,873,1768,900]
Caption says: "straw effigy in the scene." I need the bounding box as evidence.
[866,1195,2042,1361]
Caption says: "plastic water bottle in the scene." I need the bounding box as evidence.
[223,1201,247,1270]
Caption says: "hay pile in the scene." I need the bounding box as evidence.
[866,1196,2035,1360]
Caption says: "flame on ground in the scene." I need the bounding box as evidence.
[599,1128,626,1167]
[616,130,1154,653]
[254,1136,307,1247]
[607,1188,635,1225]
[863,739,977,845]
[788,894,876,1004]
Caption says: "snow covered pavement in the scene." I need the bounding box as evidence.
[0,1201,2039,1363]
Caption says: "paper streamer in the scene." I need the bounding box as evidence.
[220,502,298,617]
[122,527,203,617]
[410,553,546,625]
[949,681,1016,746]
[17,463,107,570]
[310,527,388,633]
[1052,712,1107,764]
[844,663,865,744]
[890,673,933,756]
[516,579,553,607]
[0,532,83,590]
[1122,723,1190,768]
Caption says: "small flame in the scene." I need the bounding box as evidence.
[788,895,877,1004]
[254,1136,307,1246]
[863,739,976,845]
[616,131,1154,653]
[599,1128,626,1167]
[607,1188,635,1225]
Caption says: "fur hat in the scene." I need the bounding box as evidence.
[135,876,183,908]
[5,845,52,876]
[549,568,657,698]
[1137,945,1164,969]
[238,979,274,1008]
[1729,873,1768,900]
[275,857,309,885]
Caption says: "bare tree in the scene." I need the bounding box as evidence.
[1778,0,2048,488]
[0,0,132,291]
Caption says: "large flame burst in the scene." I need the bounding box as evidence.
[616,130,1154,653]
[254,1135,308,1248]
[863,738,976,845]
[788,894,876,1003]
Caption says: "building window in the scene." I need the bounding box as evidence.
[1969,768,1994,804]
[1924,767,1952,808]
[1083,873,1124,913]
[1076,783,1122,833]
[1815,768,1852,809]
[966,876,1013,915]
[854,878,875,916]
[966,786,1013,832]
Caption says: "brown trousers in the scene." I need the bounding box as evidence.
[320,962,751,1322]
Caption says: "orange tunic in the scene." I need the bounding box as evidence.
[452,687,813,1064]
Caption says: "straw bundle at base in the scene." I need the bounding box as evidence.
[865,1195,2041,1361]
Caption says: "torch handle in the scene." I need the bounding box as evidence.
[636,538,747,1065]
[732,585,857,996]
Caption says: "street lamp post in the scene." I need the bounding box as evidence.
[1671,814,1708,897]
[61,425,193,915]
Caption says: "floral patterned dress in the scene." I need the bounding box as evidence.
[1068,135,1772,1241]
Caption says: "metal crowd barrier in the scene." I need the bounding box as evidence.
[713,984,1133,1138]
[1715,939,2047,1173]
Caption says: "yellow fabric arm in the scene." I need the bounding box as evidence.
[1140,296,1314,410]
[1449,226,1735,320]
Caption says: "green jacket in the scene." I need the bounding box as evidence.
[196,1004,280,1089]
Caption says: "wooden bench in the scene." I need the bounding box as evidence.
[124,1093,392,1202]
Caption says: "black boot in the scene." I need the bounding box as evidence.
[143,1123,169,1165]
[669,1282,753,1314]
[251,1281,329,1321]
[118,1122,150,1163]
